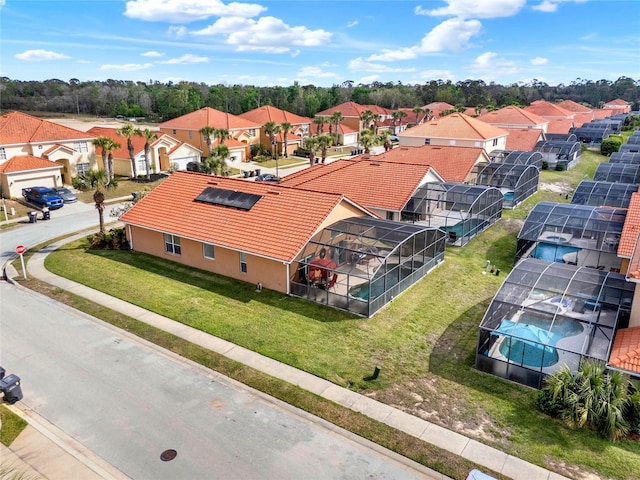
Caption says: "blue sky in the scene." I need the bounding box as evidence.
[2,0,639,87]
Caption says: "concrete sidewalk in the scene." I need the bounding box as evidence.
[3,236,570,480]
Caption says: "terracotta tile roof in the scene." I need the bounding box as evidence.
[159,107,261,131]
[619,192,640,259]
[238,106,312,126]
[574,112,596,126]
[120,171,370,262]
[399,113,508,141]
[477,106,549,127]
[317,102,390,118]
[609,327,640,375]
[42,143,75,156]
[424,102,454,112]
[88,126,149,159]
[0,154,64,173]
[606,98,630,107]
[358,145,486,182]
[556,100,593,113]
[504,128,545,151]
[524,101,574,119]
[280,158,432,211]
[593,108,617,119]
[0,111,94,145]
[396,107,432,124]
[546,118,575,135]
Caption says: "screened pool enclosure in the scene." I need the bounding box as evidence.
[570,180,637,209]
[290,217,446,317]
[475,258,634,388]
[609,152,640,164]
[468,162,539,208]
[515,202,626,271]
[534,140,581,169]
[594,163,640,184]
[488,150,544,169]
[400,182,503,246]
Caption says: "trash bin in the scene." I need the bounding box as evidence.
[255,168,261,176]
[42,209,51,220]
[0,374,23,404]
[28,211,38,223]
[243,170,250,178]
[0,366,5,380]
[132,191,139,201]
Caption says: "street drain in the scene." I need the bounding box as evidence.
[160,449,177,462]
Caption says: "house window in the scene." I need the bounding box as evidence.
[203,243,215,260]
[424,138,431,145]
[138,158,146,172]
[165,234,181,255]
[386,211,394,220]
[0,148,5,161]
[76,162,90,175]
[240,252,247,273]
[249,129,256,137]
[74,141,88,153]
[493,138,499,146]
[188,131,193,140]
[172,129,177,135]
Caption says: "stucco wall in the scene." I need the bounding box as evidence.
[127,225,289,293]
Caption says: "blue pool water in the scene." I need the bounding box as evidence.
[532,242,579,263]
[442,218,489,238]
[504,191,515,202]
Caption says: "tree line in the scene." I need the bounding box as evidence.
[1,76,638,122]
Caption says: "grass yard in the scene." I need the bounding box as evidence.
[21,147,640,480]
[0,405,28,446]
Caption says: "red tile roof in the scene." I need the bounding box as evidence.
[505,128,545,151]
[400,113,508,141]
[358,145,486,182]
[593,109,614,119]
[424,102,454,112]
[524,101,574,119]
[609,327,640,375]
[605,98,630,107]
[238,106,312,126]
[546,118,575,135]
[280,158,433,211]
[159,107,261,131]
[120,171,370,262]
[0,111,94,145]
[478,106,549,127]
[88,126,150,159]
[317,102,390,118]
[556,100,593,113]
[0,154,64,173]
[619,192,640,260]
[574,112,596,126]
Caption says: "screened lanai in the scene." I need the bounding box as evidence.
[468,162,539,208]
[620,144,640,154]
[488,150,544,169]
[475,258,634,388]
[594,162,640,183]
[609,151,640,164]
[289,216,446,317]
[515,202,626,271]
[570,180,637,209]
[569,124,611,144]
[400,182,503,246]
[534,140,581,169]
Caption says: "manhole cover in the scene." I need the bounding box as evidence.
[160,449,177,462]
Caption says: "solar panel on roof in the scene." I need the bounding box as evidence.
[194,187,262,210]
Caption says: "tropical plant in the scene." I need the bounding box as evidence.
[412,106,424,125]
[138,128,158,181]
[313,115,328,134]
[116,123,140,178]
[263,121,281,161]
[280,122,292,157]
[316,134,333,164]
[392,110,407,133]
[213,128,231,145]
[330,111,344,145]
[201,156,230,176]
[199,125,215,152]
[379,130,392,151]
[91,170,118,234]
[359,128,379,154]
[91,136,113,180]
[303,136,320,166]
[359,109,374,131]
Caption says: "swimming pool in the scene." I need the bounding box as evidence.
[532,242,579,263]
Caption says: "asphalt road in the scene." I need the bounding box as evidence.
[0,203,435,479]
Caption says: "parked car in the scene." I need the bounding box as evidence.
[255,173,281,183]
[465,470,498,480]
[52,187,78,203]
[22,186,64,209]
[389,135,399,142]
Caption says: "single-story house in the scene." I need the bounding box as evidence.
[0,155,64,198]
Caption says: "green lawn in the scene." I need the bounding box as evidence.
[31,148,640,480]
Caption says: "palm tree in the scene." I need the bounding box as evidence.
[91,169,118,234]
[394,110,407,132]
[313,116,328,135]
[379,130,392,151]
[316,134,333,164]
[138,128,158,181]
[199,125,215,153]
[303,136,320,166]
[359,128,379,154]
[213,128,231,145]
[263,121,281,176]
[423,108,432,121]
[372,113,381,134]
[330,111,344,146]
[280,122,292,157]
[412,106,424,125]
[116,123,140,178]
[91,137,120,180]
[202,145,231,176]
[359,110,374,131]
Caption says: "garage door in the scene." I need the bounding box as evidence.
[170,155,198,171]
[14,176,56,189]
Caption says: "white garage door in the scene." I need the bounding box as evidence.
[170,155,198,171]
[14,176,57,189]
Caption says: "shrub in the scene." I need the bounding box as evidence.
[87,227,129,250]
[601,137,622,156]
[541,161,549,170]
[72,175,88,191]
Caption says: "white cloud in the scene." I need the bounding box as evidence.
[532,0,588,13]
[358,75,380,84]
[416,18,482,53]
[368,48,417,62]
[349,57,416,73]
[168,26,188,37]
[530,56,548,65]
[15,49,71,61]
[142,51,165,57]
[419,69,456,81]
[158,53,209,64]
[192,16,332,53]
[100,63,153,71]
[415,0,525,19]
[470,52,518,75]
[297,66,339,79]
[124,0,266,23]
[347,20,359,28]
